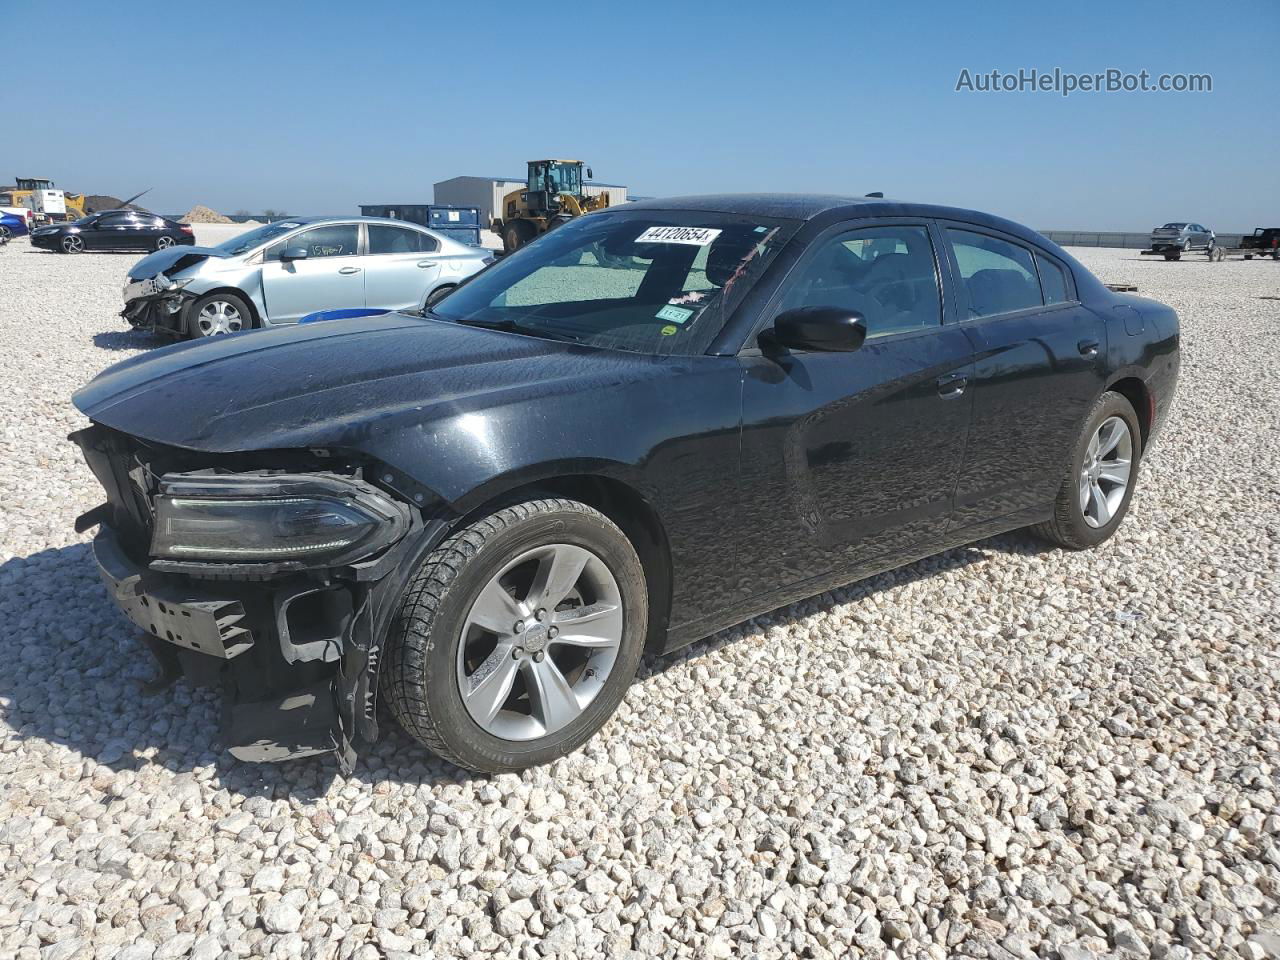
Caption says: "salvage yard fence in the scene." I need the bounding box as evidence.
[1041,230,1246,249]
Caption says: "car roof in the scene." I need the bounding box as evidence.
[623,193,1057,249]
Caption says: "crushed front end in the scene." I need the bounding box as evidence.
[71,424,441,772]
[120,275,198,336]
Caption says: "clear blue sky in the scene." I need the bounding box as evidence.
[5,0,1276,230]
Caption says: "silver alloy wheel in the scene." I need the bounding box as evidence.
[1079,415,1133,528]
[195,300,243,336]
[0,225,10,241]
[62,235,84,253]
[456,543,624,741]
[156,235,175,249]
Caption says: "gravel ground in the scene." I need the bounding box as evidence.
[0,237,1277,960]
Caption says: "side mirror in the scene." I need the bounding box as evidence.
[767,306,867,353]
[280,246,309,262]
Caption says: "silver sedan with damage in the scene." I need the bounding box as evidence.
[120,216,493,339]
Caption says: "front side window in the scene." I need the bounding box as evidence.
[947,228,1042,318]
[431,210,800,355]
[267,224,358,261]
[776,225,942,337]
[368,225,436,254]
[218,220,308,256]
[97,213,134,227]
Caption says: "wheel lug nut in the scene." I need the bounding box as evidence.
[513,620,524,634]
[533,651,545,663]
[547,626,559,639]
[512,647,523,660]
[535,608,547,622]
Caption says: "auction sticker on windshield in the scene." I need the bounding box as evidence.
[655,304,695,324]
[635,226,722,246]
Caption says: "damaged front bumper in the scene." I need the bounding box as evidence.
[121,277,194,336]
[74,426,447,772]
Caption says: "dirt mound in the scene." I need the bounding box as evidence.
[84,195,151,214]
[180,205,233,224]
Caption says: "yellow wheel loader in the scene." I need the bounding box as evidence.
[493,160,610,254]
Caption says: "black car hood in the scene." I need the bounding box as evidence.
[74,313,670,457]
[127,245,230,280]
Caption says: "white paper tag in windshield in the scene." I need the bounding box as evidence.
[636,226,722,246]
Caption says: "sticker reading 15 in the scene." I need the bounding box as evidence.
[635,226,722,246]
[655,304,694,324]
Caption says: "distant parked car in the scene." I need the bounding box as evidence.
[1,206,34,238]
[119,217,493,339]
[30,210,194,254]
[0,210,29,242]
[1149,222,1215,260]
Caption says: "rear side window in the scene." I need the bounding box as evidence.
[946,229,1042,318]
[1036,254,1071,304]
[368,225,437,254]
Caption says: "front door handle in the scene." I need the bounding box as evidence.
[1078,339,1100,357]
[936,373,968,398]
[338,266,361,275]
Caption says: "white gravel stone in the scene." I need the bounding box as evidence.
[0,241,1278,958]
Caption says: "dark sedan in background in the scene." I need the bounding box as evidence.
[71,194,1179,774]
[31,210,194,253]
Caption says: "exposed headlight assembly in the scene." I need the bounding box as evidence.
[151,472,411,568]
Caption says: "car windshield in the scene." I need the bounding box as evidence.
[216,221,309,255]
[1161,222,1187,229]
[430,210,800,355]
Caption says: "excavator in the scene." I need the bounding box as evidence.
[492,159,610,254]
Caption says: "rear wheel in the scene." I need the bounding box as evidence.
[155,235,176,250]
[424,284,455,308]
[188,292,252,338]
[1032,392,1142,550]
[0,225,10,242]
[385,498,647,772]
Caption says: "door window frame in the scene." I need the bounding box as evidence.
[738,217,959,355]
[936,219,1078,326]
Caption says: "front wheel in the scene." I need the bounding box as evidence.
[61,235,84,254]
[1032,392,1143,550]
[385,498,648,772]
[188,292,252,338]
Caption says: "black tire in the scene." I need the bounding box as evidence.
[155,235,177,251]
[185,291,255,339]
[61,235,84,254]
[424,284,455,309]
[1182,238,1191,252]
[1165,252,1180,261]
[502,219,536,255]
[384,498,648,773]
[1032,392,1143,550]
[0,225,10,242]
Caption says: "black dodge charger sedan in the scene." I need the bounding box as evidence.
[31,209,194,253]
[71,195,1180,773]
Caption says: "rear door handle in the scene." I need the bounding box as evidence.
[338,266,361,275]
[1078,339,1100,357]
[937,373,968,398]
[417,259,437,268]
